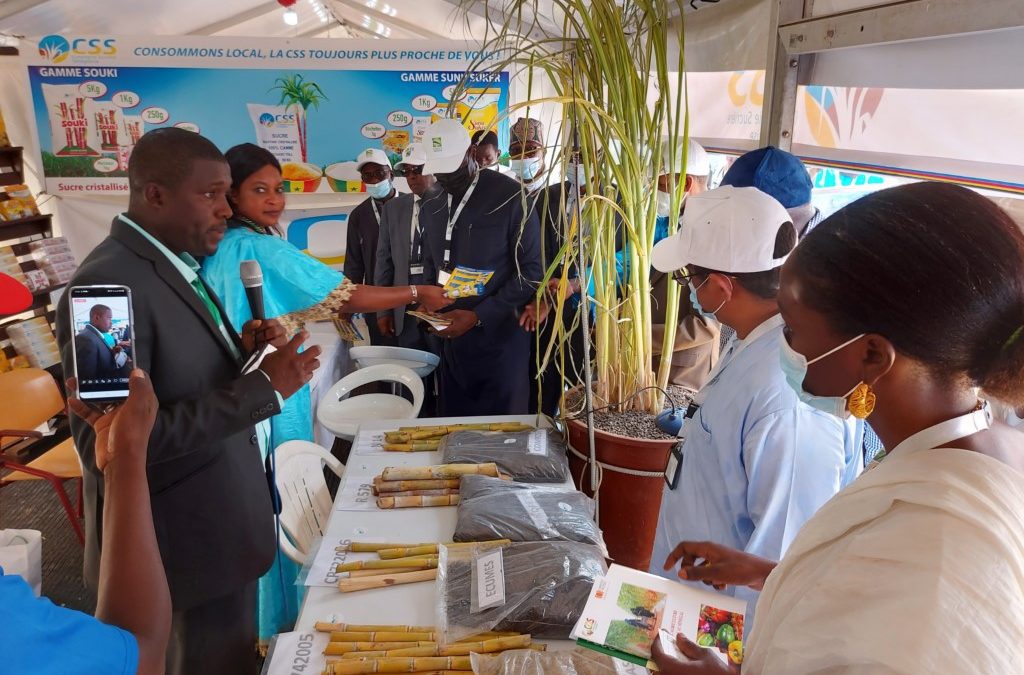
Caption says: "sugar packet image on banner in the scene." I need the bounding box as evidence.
[247,103,302,165]
[443,266,494,298]
[87,101,124,152]
[42,84,99,157]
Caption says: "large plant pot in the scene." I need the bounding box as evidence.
[566,417,674,571]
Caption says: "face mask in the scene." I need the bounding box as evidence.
[366,179,392,200]
[656,190,672,218]
[510,156,543,182]
[688,276,727,318]
[436,158,476,195]
[779,333,866,418]
[567,163,587,187]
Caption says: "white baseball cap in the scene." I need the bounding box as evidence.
[661,138,710,177]
[422,119,471,175]
[651,186,794,273]
[356,147,392,171]
[396,142,427,169]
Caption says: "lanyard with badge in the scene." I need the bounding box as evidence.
[371,198,382,227]
[437,173,480,286]
[662,322,771,489]
[409,198,424,277]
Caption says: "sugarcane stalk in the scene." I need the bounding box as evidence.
[384,634,531,657]
[376,495,460,509]
[375,488,461,498]
[337,569,438,593]
[324,655,473,674]
[384,423,534,444]
[374,544,439,559]
[326,668,463,675]
[316,623,434,633]
[324,641,431,655]
[382,440,441,452]
[375,479,461,493]
[345,567,431,578]
[337,555,438,573]
[340,542,435,553]
[380,464,498,481]
[329,631,435,643]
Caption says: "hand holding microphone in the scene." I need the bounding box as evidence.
[239,260,287,350]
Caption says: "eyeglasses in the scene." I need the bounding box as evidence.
[394,166,424,178]
[671,269,697,286]
[360,168,390,182]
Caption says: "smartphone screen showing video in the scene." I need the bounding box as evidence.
[69,285,136,402]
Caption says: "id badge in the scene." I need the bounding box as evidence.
[664,441,685,489]
[437,269,452,286]
[410,264,425,276]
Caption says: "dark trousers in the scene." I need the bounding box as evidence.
[167,581,258,675]
[528,307,586,418]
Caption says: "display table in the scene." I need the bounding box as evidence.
[296,414,546,631]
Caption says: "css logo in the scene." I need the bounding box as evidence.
[38,35,70,63]
[72,38,117,57]
[259,113,276,127]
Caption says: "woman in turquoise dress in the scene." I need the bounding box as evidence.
[201,143,450,651]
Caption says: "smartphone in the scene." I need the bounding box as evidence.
[68,285,137,403]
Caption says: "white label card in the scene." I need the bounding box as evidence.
[437,270,452,286]
[516,491,559,538]
[526,430,547,455]
[475,549,506,611]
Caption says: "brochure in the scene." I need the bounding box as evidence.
[572,564,746,669]
[408,310,453,332]
[442,266,494,298]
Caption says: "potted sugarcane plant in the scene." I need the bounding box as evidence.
[454,0,692,569]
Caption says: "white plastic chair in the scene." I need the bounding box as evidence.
[349,345,440,378]
[273,440,345,565]
[316,363,424,440]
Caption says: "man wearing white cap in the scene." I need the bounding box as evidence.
[345,147,398,344]
[375,143,439,350]
[649,186,862,626]
[418,119,543,416]
[651,138,721,390]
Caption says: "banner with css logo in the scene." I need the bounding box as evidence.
[23,35,510,195]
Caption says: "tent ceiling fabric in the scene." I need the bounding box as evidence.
[0,0,483,40]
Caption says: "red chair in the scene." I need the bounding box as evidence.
[0,367,84,545]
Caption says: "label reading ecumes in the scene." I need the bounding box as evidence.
[475,549,506,611]
[526,430,547,455]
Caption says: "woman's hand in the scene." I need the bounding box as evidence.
[416,285,454,313]
[664,540,777,591]
[67,370,158,473]
[651,631,735,674]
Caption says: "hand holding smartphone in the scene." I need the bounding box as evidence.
[69,285,137,404]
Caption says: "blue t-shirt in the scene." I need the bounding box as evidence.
[0,567,138,674]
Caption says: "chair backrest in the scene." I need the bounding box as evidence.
[320,362,424,414]
[0,368,64,432]
[273,440,344,561]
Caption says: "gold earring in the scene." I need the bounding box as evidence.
[848,382,876,419]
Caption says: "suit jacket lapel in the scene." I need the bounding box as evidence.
[110,218,242,365]
[396,196,413,270]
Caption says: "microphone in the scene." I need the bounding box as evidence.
[240,260,265,321]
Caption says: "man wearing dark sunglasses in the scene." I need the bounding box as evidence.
[344,147,399,345]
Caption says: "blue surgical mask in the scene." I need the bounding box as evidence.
[510,157,543,182]
[366,179,392,199]
[779,333,866,418]
[688,277,726,318]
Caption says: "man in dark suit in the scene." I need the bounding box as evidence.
[56,128,320,675]
[419,119,542,416]
[74,303,131,382]
[344,147,398,345]
[374,143,439,350]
